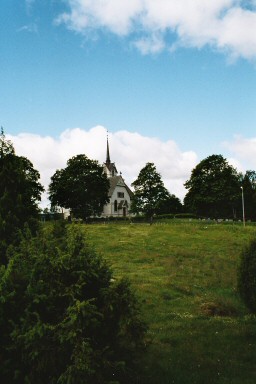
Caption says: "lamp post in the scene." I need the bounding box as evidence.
[241,186,245,227]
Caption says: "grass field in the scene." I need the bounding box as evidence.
[83,220,256,384]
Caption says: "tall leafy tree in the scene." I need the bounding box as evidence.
[184,154,241,218]
[0,128,44,264]
[49,155,110,220]
[131,162,170,218]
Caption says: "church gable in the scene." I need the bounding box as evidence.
[104,162,118,178]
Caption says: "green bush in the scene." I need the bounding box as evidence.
[174,213,198,219]
[154,213,175,220]
[129,215,147,223]
[237,238,256,313]
[0,223,146,384]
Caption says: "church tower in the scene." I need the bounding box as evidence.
[103,135,118,178]
[102,134,133,217]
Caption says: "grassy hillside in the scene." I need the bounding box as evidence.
[84,221,256,384]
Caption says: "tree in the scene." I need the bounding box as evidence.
[0,128,44,264]
[49,155,110,221]
[155,193,183,215]
[184,154,241,219]
[131,162,171,218]
[0,223,146,383]
[238,238,256,313]
[241,170,256,221]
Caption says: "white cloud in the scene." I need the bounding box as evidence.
[8,126,198,207]
[223,135,256,170]
[17,24,38,33]
[134,33,165,55]
[55,0,144,35]
[56,0,256,60]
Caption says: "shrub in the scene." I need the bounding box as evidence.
[0,223,146,384]
[130,215,147,223]
[154,214,175,220]
[237,238,256,313]
[174,213,198,219]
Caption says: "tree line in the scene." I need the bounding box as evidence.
[131,156,256,221]
[49,151,256,222]
[2,128,256,232]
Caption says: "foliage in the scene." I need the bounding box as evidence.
[241,170,256,221]
[153,213,175,220]
[49,155,110,221]
[238,237,256,313]
[173,212,198,219]
[131,162,173,218]
[0,223,146,384]
[0,128,44,265]
[184,154,241,219]
[154,193,183,215]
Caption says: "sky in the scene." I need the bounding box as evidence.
[1,0,256,207]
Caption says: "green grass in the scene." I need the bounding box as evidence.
[84,221,256,383]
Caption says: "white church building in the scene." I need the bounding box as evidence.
[102,138,133,217]
[59,137,133,219]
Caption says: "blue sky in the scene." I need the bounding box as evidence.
[2,0,256,204]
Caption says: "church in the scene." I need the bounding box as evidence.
[59,137,134,220]
[102,137,133,217]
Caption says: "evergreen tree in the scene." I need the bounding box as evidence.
[0,223,146,384]
[241,170,256,221]
[238,238,256,313]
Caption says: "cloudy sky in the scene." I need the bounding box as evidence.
[2,1,256,207]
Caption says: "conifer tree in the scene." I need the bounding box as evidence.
[0,223,146,383]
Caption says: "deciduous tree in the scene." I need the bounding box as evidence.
[184,154,241,218]
[49,155,110,221]
[155,193,183,215]
[131,162,171,218]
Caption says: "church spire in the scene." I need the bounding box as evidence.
[106,133,110,165]
[104,132,118,177]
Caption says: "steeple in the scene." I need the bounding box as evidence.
[103,132,118,177]
[106,133,111,165]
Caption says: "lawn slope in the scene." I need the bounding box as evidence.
[85,221,256,384]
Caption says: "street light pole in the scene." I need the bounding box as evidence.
[241,186,245,227]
